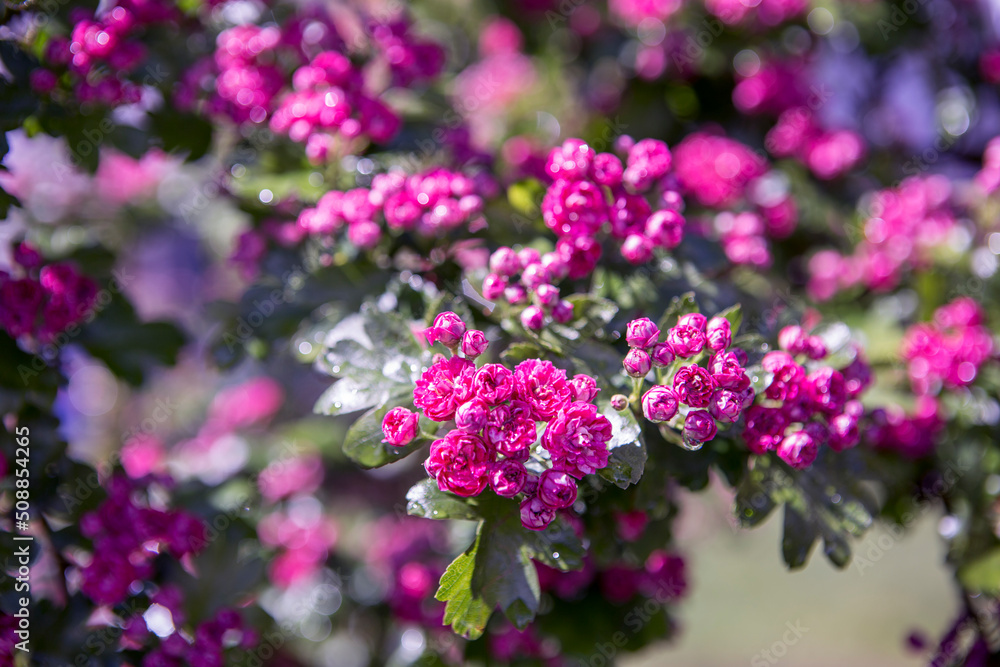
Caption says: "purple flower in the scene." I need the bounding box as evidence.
[626,317,660,349]
[805,367,847,415]
[683,410,717,442]
[672,365,717,408]
[743,406,787,455]
[535,283,560,306]
[537,469,578,508]
[520,496,556,531]
[709,351,751,390]
[642,386,679,423]
[455,399,490,432]
[651,341,676,367]
[708,389,743,423]
[552,300,574,323]
[667,325,706,357]
[489,459,528,497]
[382,407,419,446]
[762,351,804,401]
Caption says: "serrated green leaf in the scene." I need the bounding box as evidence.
[473,513,541,630]
[436,530,493,640]
[716,303,743,335]
[406,479,481,520]
[500,342,543,365]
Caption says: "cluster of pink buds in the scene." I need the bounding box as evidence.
[481,245,579,331]
[744,325,872,469]
[539,137,687,266]
[766,107,866,180]
[868,396,943,459]
[269,50,401,161]
[30,2,177,105]
[807,176,957,300]
[625,314,755,447]
[296,167,493,249]
[0,242,98,342]
[77,476,207,607]
[900,297,995,395]
[382,312,612,531]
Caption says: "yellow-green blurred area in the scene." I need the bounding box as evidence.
[625,480,956,667]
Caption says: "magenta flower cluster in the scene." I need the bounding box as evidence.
[78,476,207,607]
[539,137,687,266]
[627,314,755,445]
[744,325,872,469]
[382,312,612,531]
[900,297,995,395]
[0,242,98,342]
[808,176,957,300]
[296,167,493,249]
[30,1,178,105]
[481,245,580,331]
[177,10,443,158]
[766,107,866,180]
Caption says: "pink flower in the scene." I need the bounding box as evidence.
[461,330,489,358]
[485,400,537,457]
[425,430,493,497]
[621,234,654,264]
[709,351,749,389]
[520,305,545,330]
[666,325,706,358]
[541,179,607,237]
[828,412,860,452]
[490,459,529,497]
[804,367,846,415]
[672,365,717,408]
[642,386,679,423]
[778,325,808,354]
[382,407,419,446]
[683,410,717,442]
[706,317,732,352]
[537,469,578,508]
[644,209,684,249]
[542,402,612,477]
[208,377,284,431]
[624,139,672,191]
[546,138,596,181]
[762,351,804,401]
[626,317,660,349]
[520,496,556,530]
[557,236,602,280]
[413,357,475,421]
[677,313,707,331]
[552,300,575,323]
[455,399,490,432]
[425,311,467,347]
[651,341,675,367]
[514,359,572,420]
[776,431,818,469]
[569,374,600,402]
[473,363,515,405]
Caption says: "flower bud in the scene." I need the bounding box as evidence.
[626,317,660,349]
[569,374,599,402]
[708,388,743,423]
[520,305,545,330]
[552,300,574,323]
[705,316,731,352]
[534,283,560,306]
[623,348,653,378]
[677,313,707,332]
[382,407,418,446]
[683,410,717,442]
[777,430,818,469]
[425,311,466,347]
[537,469,578,509]
[461,330,489,358]
[667,325,706,357]
[610,394,629,411]
[520,496,556,531]
[482,273,507,300]
[651,341,675,367]
[642,386,679,422]
[489,247,521,276]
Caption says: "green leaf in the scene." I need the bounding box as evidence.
[315,375,400,416]
[959,549,1000,594]
[436,530,493,639]
[524,516,585,571]
[716,303,743,335]
[734,466,779,528]
[406,479,481,521]
[598,402,646,488]
[472,513,542,630]
[781,505,818,569]
[342,394,425,468]
[500,342,543,365]
[657,292,698,331]
[149,110,213,162]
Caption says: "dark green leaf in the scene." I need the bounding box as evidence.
[657,292,698,331]
[524,516,585,571]
[500,342,543,365]
[716,303,743,335]
[472,513,541,630]
[341,392,424,467]
[406,479,481,521]
[781,505,818,569]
